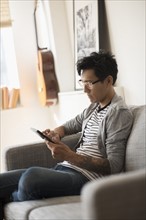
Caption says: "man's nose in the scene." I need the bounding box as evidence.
[83,85,90,93]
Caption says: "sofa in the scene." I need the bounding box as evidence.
[2,105,146,220]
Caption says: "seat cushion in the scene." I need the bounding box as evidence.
[125,105,146,171]
[4,196,80,220]
[28,203,82,220]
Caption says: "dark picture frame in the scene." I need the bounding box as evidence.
[73,0,99,90]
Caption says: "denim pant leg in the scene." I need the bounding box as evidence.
[0,169,26,220]
[0,169,26,199]
[14,165,89,201]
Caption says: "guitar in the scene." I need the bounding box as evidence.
[34,0,59,106]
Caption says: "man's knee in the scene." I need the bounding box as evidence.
[17,167,40,201]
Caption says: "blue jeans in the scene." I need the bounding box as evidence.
[0,169,25,220]
[0,165,89,202]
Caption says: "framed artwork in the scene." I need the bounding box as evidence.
[73,0,99,90]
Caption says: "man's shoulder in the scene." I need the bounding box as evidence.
[109,94,133,119]
[111,94,128,109]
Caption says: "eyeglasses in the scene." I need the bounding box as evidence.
[78,79,101,89]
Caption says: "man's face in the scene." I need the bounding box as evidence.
[80,69,111,103]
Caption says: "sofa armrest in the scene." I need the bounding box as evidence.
[3,142,56,171]
[81,169,146,220]
[3,133,81,171]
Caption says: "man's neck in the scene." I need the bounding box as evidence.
[99,88,115,108]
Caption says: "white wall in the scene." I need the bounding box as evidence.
[0,0,145,170]
[0,0,83,140]
[105,0,145,105]
[0,0,76,171]
[48,0,74,92]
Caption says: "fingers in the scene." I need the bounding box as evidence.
[43,129,50,135]
[45,140,71,161]
[43,129,61,142]
[45,141,55,158]
[45,141,54,154]
[43,129,54,137]
[43,129,54,142]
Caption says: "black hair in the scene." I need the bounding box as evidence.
[76,50,118,85]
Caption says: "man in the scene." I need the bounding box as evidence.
[0,51,133,219]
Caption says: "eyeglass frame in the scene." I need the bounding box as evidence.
[78,79,102,88]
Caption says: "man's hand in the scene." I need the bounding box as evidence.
[43,129,61,142]
[45,137,110,175]
[43,126,65,142]
[45,138,74,161]
[43,129,110,175]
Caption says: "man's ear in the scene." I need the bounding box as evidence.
[106,75,113,85]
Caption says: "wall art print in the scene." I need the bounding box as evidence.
[74,0,99,90]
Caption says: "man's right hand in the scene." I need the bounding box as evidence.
[43,129,61,142]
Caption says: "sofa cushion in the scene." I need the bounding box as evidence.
[125,105,146,171]
[28,202,82,220]
[4,195,80,220]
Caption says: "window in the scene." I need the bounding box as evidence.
[0,0,20,109]
[0,27,20,88]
